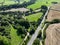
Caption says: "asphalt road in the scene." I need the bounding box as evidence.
[27,7,50,45]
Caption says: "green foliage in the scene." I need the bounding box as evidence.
[14,19,30,29]
[17,26,26,35]
[45,19,60,24]
[21,34,26,38]
[33,38,40,45]
[29,25,35,35]
[0,35,10,45]
[52,19,60,23]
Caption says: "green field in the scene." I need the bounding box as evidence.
[0,0,30,5]
[0,0,60,45]
[10,25,23,45]
[25,13,43,22]
[27,0,60,10]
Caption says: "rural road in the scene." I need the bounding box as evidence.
[27,7,50,45]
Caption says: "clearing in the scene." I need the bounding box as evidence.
[25,12,43,22]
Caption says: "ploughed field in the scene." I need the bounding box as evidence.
[45,3,60,45]
[47,4,60,22]
[45,23,60,45]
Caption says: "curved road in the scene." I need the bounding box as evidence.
[27,7,50,45]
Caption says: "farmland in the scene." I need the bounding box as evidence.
[27,0,60,10]
[0,0,60,45]
[25,13,43,22]
[0,0,30,5]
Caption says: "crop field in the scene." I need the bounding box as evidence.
[45,23,60,45]
[46,3,60,22]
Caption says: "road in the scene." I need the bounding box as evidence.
[27,7,50,45]
[20,32,29,45]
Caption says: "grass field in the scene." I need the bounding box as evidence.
[25,13,43,22]
[27,0,60,10]
[0,0,30,5]
[10,25,23,45]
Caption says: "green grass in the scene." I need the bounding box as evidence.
[25,13,43,22]
[0,0,30,6]
[10,25,23,45]
[27,0,60,10]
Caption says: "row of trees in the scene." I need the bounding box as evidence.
[0,0,36,10]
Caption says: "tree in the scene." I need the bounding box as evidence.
[0,35,10,45]
[30,8,33,13]
[17,26,26,35]
[41,5,48,13]
[0,27,5,32]
[16,19,30,29]
[41,5,47,10]
[29,25,35,35]
[33,38,40,45]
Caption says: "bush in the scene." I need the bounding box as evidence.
[15,19,30,29]
[41,5,48,13]
[41,5,48,10]
[51,2,58,4]
[37,30,42,39]
[21,34,25,38]
[17,26,26,35]
[29,25,35,35]
[0,27,5,32]
[45,19,60,24]
[0,36,10,45]
[52,19,60,23]
[33,38,40,45]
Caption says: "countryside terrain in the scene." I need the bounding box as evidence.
[45,4,60,45]
[0,0,60,45]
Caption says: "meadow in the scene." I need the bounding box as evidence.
[25,13,43,22]
[27,0,60,10]
[0,0,30,5]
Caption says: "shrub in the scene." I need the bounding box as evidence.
[33,38,40,45]
[0,36,10,45]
